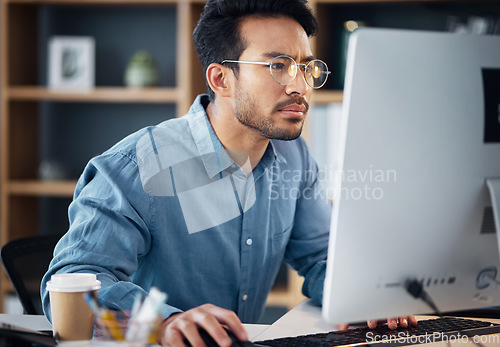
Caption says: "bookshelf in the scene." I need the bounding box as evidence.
[1,0,499,313]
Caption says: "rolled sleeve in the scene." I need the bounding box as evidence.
[41,151,180,320]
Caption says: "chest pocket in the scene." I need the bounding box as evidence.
[269,192,295,260]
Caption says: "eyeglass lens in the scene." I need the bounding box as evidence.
[269,56,329,89]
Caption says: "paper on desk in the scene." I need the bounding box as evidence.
[0,314,52,332]
[252,300,334,341]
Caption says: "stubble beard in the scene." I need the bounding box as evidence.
[233,90,308,141]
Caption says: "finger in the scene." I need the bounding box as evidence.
[367,320,378,329]
[223,321,248,342]
[399,317,408,328]
[177,321,207,347]
[162,328,187,347]
[198,321,232,347]
[408,315,418,326]
[336,323,349,331]
[204,305,248,342]
[157,313,182,346]
[387,318,398,329]
[191,309,232,347]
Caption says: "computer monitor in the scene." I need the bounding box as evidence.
[322,28,500,325]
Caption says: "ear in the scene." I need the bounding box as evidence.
[206,63,232,98]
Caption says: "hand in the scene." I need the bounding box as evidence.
[337,316,418,331]
[156,303,248,347]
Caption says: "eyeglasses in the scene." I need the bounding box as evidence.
[221,55,331,89]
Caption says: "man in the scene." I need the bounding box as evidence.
[41,0,414,346]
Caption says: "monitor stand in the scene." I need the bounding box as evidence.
[487,178,500,242]
[483,178,500,288]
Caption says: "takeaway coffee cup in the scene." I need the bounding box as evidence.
[46,273,101,342]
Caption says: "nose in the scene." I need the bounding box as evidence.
[285,66,310,96]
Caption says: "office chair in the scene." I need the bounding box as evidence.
[0,235,61,315]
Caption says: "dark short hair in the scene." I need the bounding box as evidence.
[193,0,318,100]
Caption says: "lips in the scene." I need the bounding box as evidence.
[279,104,307,117]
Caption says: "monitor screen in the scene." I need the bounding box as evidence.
[322,28,500,324]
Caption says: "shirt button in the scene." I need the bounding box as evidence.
[246,238,253,246]
[242,294,248,301]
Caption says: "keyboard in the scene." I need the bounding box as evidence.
[255,317,500,347]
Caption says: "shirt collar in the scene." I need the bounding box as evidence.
[187,94,288,178]
[268,140,287,165]
[187,95,234,179]
[249,140,287,181]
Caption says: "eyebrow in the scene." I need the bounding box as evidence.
[261,51,317,63]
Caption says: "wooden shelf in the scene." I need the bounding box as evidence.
[7,180,77,197]
[312,90,343,104]
[266,290,303,309]
[0,277,14,294]
[7,86,179,103]
[3,0,472,3]
[266,269,306,309]
[4,0,179,4]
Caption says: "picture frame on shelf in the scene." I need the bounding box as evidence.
[48,36,95,91]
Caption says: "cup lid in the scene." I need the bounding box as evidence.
[46,273,101,293]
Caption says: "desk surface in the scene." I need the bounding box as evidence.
[4,302,500,346]
[0,313,269,346]
[253,300,333,341]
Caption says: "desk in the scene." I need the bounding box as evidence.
[0,313,268,346]
[253,300,332,341]
[4,304,500,346]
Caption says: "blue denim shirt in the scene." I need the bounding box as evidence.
[41,94,331,323]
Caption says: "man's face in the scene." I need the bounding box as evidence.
[230,16,314,141]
